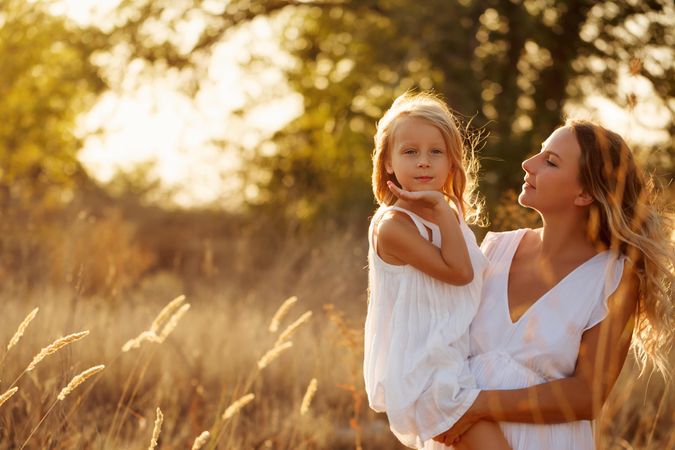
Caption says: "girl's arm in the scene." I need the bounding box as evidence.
[433,266,639,445]
[377,182,473,285]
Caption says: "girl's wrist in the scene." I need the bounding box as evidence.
[431,197,452,213]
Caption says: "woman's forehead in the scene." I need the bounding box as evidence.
[544,126,581,159]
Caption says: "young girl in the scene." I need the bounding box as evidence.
[363,92,510,450]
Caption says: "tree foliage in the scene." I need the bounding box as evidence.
[0,0,108,207]
[3,0,673,221]
[108,0,673,222]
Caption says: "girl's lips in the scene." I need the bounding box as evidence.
[415,177,433,182]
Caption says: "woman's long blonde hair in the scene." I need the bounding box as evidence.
[570,119,674,377]
[372,91,484,225]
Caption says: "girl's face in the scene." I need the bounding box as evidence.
[385,116,451,193]
[519,126,592,213]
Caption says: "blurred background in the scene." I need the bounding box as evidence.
[0,0,673,448]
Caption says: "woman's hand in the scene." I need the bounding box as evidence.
[387,181,448,210]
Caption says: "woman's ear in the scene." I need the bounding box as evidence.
[574,190,594,207]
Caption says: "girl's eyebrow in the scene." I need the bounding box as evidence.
[397,142,446,149]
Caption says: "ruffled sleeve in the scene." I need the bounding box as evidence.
[583,255,626,331]
[479,231,500,261]
[479,230,523,264]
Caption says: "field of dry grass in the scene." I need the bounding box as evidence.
[0,227,672,449]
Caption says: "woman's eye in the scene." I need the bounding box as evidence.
[546,159,556,166]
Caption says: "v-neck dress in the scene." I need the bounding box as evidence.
[468,229,626,450]
[364,205,489,449]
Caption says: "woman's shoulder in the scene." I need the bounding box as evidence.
[480,228,529,247]
[480,228,530,260]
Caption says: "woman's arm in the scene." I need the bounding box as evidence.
[434,265,639,445]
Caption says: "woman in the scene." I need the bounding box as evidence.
[432,119,674,449]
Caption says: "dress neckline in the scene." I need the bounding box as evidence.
[387,205,440,228]
[504,229,609,326]
[388,199,465,227]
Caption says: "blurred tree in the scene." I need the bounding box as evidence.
[0,0,107,208]
[100,0,675,223]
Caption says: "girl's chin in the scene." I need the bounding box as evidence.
[404,186,443,192]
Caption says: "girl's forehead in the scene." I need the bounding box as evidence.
[391,116,445,142]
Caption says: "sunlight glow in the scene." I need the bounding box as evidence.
[57,1,302,207]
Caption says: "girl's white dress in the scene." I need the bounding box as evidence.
[364,204,489,449]
[469,229,625,450]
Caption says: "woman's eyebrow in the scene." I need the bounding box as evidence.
[543,149,562,160]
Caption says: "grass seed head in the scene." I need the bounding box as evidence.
[157,303,191,343]
[269,296,298,332]
[26,331,90,372]
[57,365,105,401]
[222,393,255,420]
[150,294,186,334]
[191,431,210,450]
[0,387,18,408]
[257,341,293,370]
[7,307,39,352]
[274,311,312,347]
[148,407,163,450]
[300,378,318,416]
[122,330,159,352]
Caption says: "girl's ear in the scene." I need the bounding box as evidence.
[385,158,393,175]
[574,190,594,207]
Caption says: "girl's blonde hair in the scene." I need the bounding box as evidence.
[372,91,484,225]
[569,119,674,377]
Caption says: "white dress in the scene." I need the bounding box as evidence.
[469,229,625,450]
[363,204,489,449]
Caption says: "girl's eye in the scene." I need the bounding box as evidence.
[432,149,444,154]
[404,148,416,154]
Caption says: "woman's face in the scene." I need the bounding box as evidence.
[519,126,591,213]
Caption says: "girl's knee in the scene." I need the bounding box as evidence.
[453,441,471,450]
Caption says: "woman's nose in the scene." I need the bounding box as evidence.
[522,156,534,173]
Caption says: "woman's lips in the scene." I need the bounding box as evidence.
[523,181,536,190]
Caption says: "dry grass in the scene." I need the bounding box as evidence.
[0,227,672,450]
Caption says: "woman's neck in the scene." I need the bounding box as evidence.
[538,210,598,261]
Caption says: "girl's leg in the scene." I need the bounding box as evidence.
[454,420,510,450]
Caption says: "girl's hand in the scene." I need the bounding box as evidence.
[432,413,479,445]
[387,181,447,210]
[432,399,484,445]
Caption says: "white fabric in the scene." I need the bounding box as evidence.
[468,229,625,450]
[364,204,489,449]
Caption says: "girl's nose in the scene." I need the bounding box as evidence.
[417,158,430,168]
